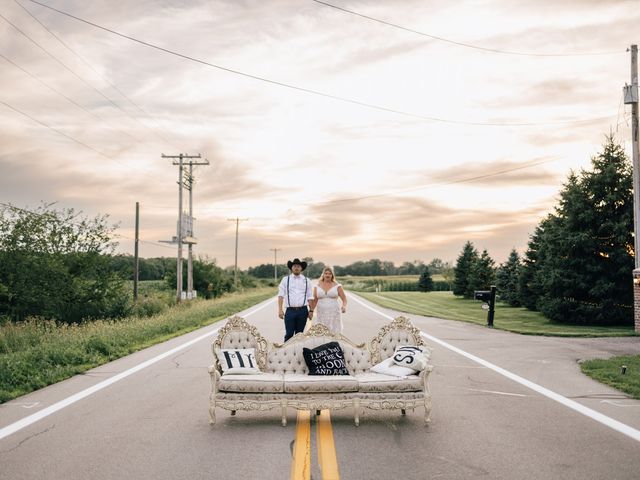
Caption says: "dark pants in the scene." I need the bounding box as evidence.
[284,307,308,342]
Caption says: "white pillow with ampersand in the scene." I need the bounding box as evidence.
[390,345,430,372]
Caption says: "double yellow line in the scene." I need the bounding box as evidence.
[290,410,340,480]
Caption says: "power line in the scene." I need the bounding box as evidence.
[303,156,562,208]
[311,0,623,57]
[25,0,614,127]
[1,13,128,115]
[0,99,167,182]
[0,10,177,150]
[171,156,565,222]
[12,0,182,151]
[1,99,119,161]
[0,53,149,147]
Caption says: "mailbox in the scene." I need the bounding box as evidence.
[474,290,491,302]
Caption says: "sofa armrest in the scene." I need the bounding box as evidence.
[208,365,221,399]
[418,364,433,391]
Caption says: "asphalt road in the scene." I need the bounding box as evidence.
[1,292,639,480]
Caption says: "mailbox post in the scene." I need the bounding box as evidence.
[474,285,497,327]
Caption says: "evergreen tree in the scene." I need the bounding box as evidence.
[418,267,434,292]
[518,220,553,311]
[467,249,496,297]
[523,136,634,325]
[453,241,478,296]
[496,249,521,306]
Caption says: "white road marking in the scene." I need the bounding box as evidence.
[0,297,276,441]
[600,400,640,408]
[433,364,487,369]
[462,387,528,397]
[350,294,640,443]
[0,402,40,409]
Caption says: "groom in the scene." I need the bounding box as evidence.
[278,258,315,342]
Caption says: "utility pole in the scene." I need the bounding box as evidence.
[186,164,194,299]
[134,201,140,302]
[162,153,209,303]
[227,217,248,289]
[270,248,281,283]
[626,45,640,333]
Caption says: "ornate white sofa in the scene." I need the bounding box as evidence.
[208,315,433,426]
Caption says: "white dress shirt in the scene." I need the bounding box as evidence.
[278,274,313,308]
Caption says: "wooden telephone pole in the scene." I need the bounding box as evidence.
[161,153,209,302]
[270,247,281,283]
[625,45,640,332]
[227,217,248,289]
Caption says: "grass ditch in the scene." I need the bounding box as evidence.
[0,287,275,403]
[580,355,640,399]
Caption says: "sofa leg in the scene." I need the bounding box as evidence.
[316,410,321,416]
[281,401,287,427]
[230,410,236,416]
[401,409,406,415]
[424,397,432,425]
[209,407,216,425]
[354,399,360,426]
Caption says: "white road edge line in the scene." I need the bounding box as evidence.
[0,297,276,441]
[350,293,640,443]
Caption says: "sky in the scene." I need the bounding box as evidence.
[1,0,638,270]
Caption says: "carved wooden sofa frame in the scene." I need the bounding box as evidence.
[208,315,433,426]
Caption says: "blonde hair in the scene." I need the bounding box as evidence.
[319,266,335,282]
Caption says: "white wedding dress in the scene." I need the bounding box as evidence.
[316,283,343,334]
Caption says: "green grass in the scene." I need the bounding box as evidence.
[358,291,636,337]
[339,275,420,281]
[581,355,640,399]
[0,287,275,403]
[338,274,446,282]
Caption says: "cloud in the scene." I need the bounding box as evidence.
[325,39,427,73]
[194,156,279,204]
[417,158,561,187]
[233,194,546,266]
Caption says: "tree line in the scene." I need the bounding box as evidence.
[453,137,634,326]
[247,257,452,279]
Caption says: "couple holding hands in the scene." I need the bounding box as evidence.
[277,258,347,342]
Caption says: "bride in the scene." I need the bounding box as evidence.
[312,266,347,334]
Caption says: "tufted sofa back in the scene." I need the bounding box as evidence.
[218,330,260,350]
[266,336,371,375]
[369,316,426,365]
[211,315,426,375]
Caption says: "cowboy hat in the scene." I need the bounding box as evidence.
[287,258,307,270]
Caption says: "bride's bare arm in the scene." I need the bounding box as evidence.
[338,286,347,311]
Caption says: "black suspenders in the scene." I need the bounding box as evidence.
[287,275,308,307]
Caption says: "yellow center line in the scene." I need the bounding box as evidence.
[291,410,311,480]
[317,410,340,480]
